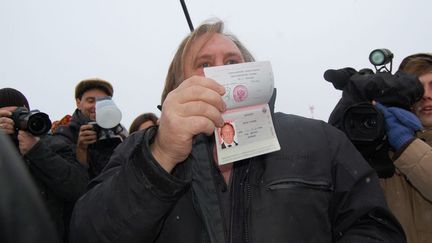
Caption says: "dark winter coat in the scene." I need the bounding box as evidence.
[0,132,61,243]
[16,133,88,241]
[54,109,122,179]
[69,111,405,243]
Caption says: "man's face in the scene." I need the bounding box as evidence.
[75,89,109,120]
[221,124,235,144]
[412,72,432,128]
[183,33,245,79]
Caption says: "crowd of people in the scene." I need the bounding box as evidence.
[1,18,432,243]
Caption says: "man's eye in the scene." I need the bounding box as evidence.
[226,60,238,65]
[201,63,211,68]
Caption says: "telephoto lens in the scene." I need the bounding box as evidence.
[11,107,52,136]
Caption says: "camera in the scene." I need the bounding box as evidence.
[87,96,124,141]
[88,121,124,141]
[325,49,424,178]
[11,107,52,136]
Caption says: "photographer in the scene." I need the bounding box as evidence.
[54,78,128,179]
[378,53,432,242]
[0,88,88,242]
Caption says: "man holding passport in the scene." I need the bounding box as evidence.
[70,20,405,243]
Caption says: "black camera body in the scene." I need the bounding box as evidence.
[11,107,52,136]
[88,121,123,141]
[326,50,424,178]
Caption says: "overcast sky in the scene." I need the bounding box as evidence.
[1,0,431,129]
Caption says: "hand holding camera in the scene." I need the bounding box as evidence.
[0,107,51,154]
[77,124,98,149]
[376,103,423,151]
[0,107,52,136]
[0,109,15,135]
[17,130,40,155]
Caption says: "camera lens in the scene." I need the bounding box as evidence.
[342,103,385,143]
[362,117,377,129]
[27,112,52,136]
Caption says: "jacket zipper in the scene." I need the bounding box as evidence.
[266,178,333,191]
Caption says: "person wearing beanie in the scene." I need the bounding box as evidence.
[53,78,127,179]
[0,87,30,110]
[0,88,30,139]
[0,87,88,242]
[376,53,432,243]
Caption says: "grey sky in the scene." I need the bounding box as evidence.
[1,0,430,128]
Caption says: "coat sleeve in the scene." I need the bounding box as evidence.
[393,138,432,201]
[325,127,406,243]
[69,128,190,243]
[23,135,89,202]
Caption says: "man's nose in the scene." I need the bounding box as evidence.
[423,85,432,100]
[215,59,225,67]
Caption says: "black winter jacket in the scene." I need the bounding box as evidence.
[70,109,405,243]
[0,132,61,243]
[54,109,122,179]
[20,134,88,240]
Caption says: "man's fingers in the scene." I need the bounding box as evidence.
[78,129,97,144]
[177,101,224,127]
[172,85,226,113]
[81,130,96,135]
[0,122,14,131]
[185,116,217,136]
[178,76,226,96]
[80,124,95,132]
[0,110,12,117]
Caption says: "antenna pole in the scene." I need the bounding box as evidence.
[180,0,194,32]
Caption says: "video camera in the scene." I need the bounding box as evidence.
[11,107,52,136]
[325,49,424,178]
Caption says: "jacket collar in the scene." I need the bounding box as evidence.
[416,129,432,146]
[71,109,92,126]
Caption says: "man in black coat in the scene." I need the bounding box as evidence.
[0,88,89,242]
[54,79,127,179]
[70,20,406,243]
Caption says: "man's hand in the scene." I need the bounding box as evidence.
[151,76,226,173]
[17,130,40,155]
[77,124,97,149]
[76,124,97,165]
[0,109,15,135]
[375,103,423,151]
